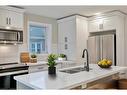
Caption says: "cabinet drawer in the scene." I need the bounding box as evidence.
[29,65,48,73]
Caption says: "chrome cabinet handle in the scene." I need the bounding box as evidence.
[6,17,8,24]
[38,67,44,69]
[99,24,103,29]
[100,36,103,60]
[65,44,68,50]
[65,37,67,42]
[18,32,20,42]
[120,73,126,75]
[9,18,11,25]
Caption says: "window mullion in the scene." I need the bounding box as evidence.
[35,43,37,53]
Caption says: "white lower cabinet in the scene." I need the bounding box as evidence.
[28,62,75,73]
[28,61,76,73]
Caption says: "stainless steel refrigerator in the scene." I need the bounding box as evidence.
[87,34,116,66]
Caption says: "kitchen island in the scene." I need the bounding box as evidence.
[14,64,127,89]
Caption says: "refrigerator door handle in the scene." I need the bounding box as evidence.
[96,36,101,62]
[100,36,103,60]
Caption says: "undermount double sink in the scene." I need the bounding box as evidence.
[59,67,92,74]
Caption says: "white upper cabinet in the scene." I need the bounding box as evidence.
[103,16,116,30]
[88,16,116,32]
[0,8,24,30]
[88,19,100,32]
[7,11,23,29]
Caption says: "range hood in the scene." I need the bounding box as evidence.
[0,28,23,45]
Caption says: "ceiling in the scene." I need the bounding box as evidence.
[22,6,127,19]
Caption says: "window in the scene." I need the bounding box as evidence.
[29,23,49,54]
[29,22,52,54]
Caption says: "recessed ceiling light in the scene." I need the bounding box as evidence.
[3,41,7,43]
[14,43,17,45]
[95,12,101,15]
[5,26,11,29]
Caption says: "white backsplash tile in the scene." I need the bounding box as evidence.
[0,43,58,64]
[0,58,4,63]
[37,54,48,61]
[3,57,18,63]
[18,43,28,52]
[0,45,19,64]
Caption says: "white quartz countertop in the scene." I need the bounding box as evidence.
[14,64,127,89]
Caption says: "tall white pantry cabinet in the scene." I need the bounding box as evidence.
[57,15,88,63]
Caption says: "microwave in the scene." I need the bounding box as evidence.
[0,29,23,44]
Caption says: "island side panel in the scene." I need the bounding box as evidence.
[17,81,34,90]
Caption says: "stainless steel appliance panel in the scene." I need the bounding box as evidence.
[102,35,115,65]
[0,31,18,41]
[88,36,100,64]
[0,29,23,44]
[88,34,115,65]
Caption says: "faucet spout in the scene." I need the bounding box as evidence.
[82,49,89,71]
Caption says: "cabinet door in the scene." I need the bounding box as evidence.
[0,9,8,27]
[103,16,116,31]
[58,20,76,44]
[58,23,65,44]
[64,20,76,43]
[29,65,48,73]
[58,43,65,54]
[58,43,76,61]
[9,11,23,29]
[88,20,99,32]
[66,43,76,61]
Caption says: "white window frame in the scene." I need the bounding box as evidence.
[28,21,52,54]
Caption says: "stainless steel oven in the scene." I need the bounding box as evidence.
[0,63,28,89]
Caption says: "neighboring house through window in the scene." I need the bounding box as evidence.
[28,21,52,54]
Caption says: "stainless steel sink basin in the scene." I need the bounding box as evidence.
[59,67,92,74]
